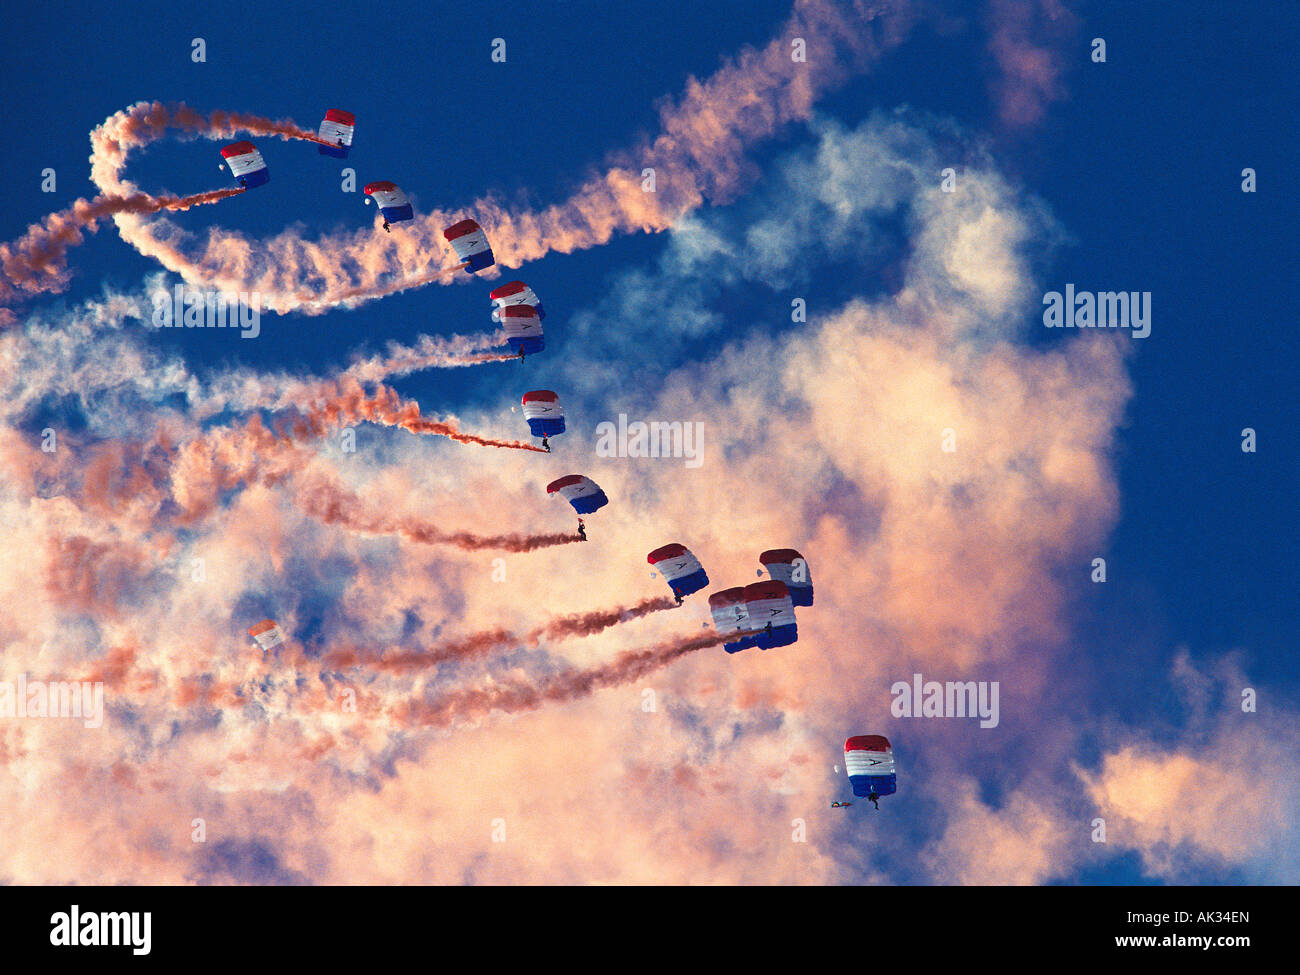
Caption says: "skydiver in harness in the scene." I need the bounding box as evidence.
[867,792,880,810]
[382,219,391,233]
[541,436,550,452]
[674,590,684,606]
[576,519,587,541]
[518,348,527,362]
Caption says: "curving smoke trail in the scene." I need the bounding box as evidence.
[0,103,341,322]
[394,630,729,729]
[0,0,915,323]
[320,596,678,674]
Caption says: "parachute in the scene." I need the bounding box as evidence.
[318,109,355,157]
[844,735,897,806]
[759,549,814,607]
[547,475,608,514]
[443,218,495,273]
[501,305,544,357]
[522,390,565,439]
[648,544,709,601]
[364,181,414,226]
[248,619,286,651]
[647,544,710,601]
[220,141,269,188]
[491,281,546,321]
[744,581,798,649]
[709,587,758,654]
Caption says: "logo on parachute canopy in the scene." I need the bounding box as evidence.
[546,475,608,514]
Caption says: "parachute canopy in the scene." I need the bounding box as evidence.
[491,281,546,321]
[318,109,355,157]
[364,181,413,224]
[502,305,544,356]
[844,735,897,799]
[647,544,709,600]
[444,219,495,272]
[248,619,285,651]
[547,475,608,514]
[760,549,814,607]
[709,587,757,654]
[221,141,269,188]
[522,390,565,438]
[744,581,798,649]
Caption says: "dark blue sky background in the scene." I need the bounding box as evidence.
[2,1,1294,884]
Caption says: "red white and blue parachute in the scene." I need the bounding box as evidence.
[759,549,814,607]
[443,219,495,273]
[844,735,897,801]
[491,281,546,321]
[502,305,544,356]
[364,181,413,225]
[522,390,565,439]
[248,619,285,651]
[744,581,798,649]
[221,141,269,188]
[709,587,757,654]
[318,109,355,158]
[547,475,608,514]
[647,544,710,600]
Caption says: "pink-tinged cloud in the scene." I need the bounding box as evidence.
[986,0,1078,129]
[1079,653,1300,881]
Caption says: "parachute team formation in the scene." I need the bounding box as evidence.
[10,98,898,815]
[221,106,896,813]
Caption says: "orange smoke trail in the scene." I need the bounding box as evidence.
[286,377,545,452]
[0,188,242,311]
[71,1,914,316]
[296,474,579,553]
[320,596,677,675]
[1,100,330,320]
[394,630,728,729]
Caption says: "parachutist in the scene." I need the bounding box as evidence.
[868,793,880,810]
[518,349,527,362]
[541,436,550,451]
[675,593,683,606]
[576,520,587,541]
[382,220,390,233]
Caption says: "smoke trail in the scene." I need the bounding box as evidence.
[296,473,580,553]
[69,0,914,315]
[321,596,677,674]
[286,377,545,452]
[0,189,242,317]
[0,102,333,321]
[395,630,728,729]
